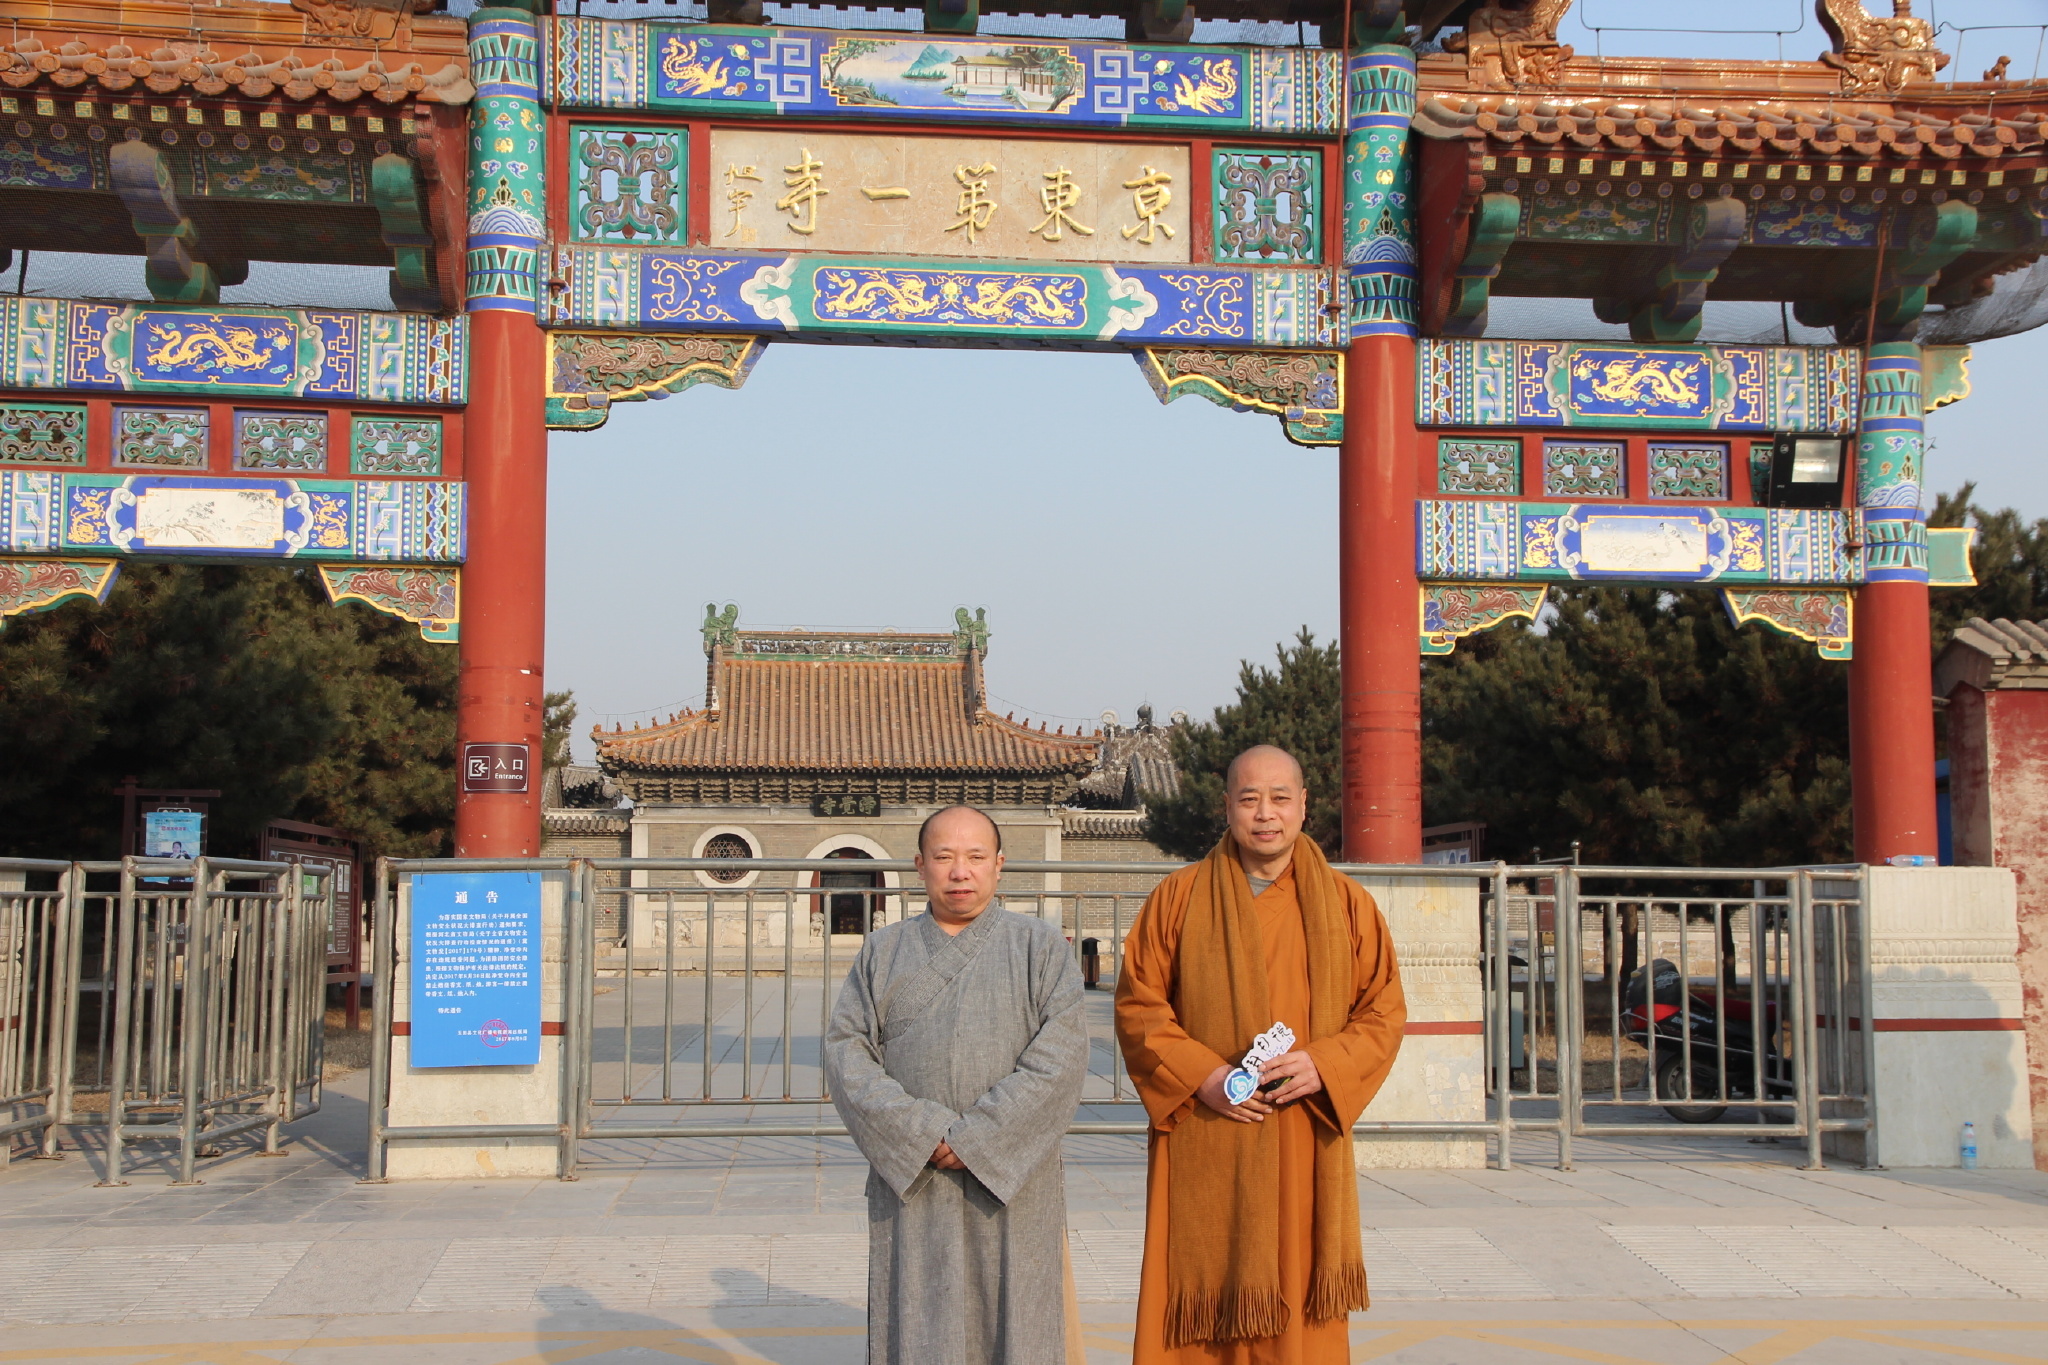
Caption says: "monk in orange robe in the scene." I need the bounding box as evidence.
[1115,745,1405,1364]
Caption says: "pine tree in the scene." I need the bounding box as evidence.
[1928,483,2048,648]
[1143,629,1342,860]
[0,563,455,861]
[1422,585,1852,867]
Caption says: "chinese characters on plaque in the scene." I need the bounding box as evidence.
[811,793,883,817]
[711,130,1189,263]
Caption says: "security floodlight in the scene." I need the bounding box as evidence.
[1765,432,1851,509]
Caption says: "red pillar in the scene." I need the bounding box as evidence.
[1339,333,1422,863]
[454,308,548,857]
[1849,581,1939,863]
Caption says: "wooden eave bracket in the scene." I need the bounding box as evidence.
[109,140,242,304]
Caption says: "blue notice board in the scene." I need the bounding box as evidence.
[410,872,542,1067]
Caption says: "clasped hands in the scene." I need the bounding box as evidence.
[929,1140,967,1170]
[1195,1050,1323,1124]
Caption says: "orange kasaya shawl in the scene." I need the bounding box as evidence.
[1163,834,1368,1349]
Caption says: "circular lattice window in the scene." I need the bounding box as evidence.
[702,832,753,882]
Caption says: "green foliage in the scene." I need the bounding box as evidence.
[0,563,455,861]
[1147,487,2046,869]
[1928,482,2048,650]
[1143,629,1342,860]
[543,690,578,776]
[1423,586,1851,867]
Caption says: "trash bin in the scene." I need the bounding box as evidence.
[1081,937,1101,990]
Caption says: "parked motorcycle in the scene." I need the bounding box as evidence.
[1621,958,1794,1123]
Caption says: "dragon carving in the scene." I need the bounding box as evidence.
[1443,0,1576,88]
[1818,0,1948,94]
[291,0,430,45]
[144,322,286,372]
[1576,357,1702,408]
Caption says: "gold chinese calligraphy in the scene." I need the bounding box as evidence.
[708,129,1190,263]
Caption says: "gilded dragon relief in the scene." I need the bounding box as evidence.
[1818,0,1948,94]
[1442,0,1576,88]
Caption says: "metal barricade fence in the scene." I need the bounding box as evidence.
[88,857,330,1185]
[1,859,81,1162]
[366,857,1872,1177]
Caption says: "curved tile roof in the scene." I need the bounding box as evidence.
[1415,93,2048,160]
[596,658,1099,776]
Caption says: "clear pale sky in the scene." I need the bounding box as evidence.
[545,1,2048,760]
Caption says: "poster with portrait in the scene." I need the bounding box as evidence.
[142,808,205,860]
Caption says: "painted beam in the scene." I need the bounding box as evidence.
[1418,499,1863,586]
[548,246,1338,348]
[547,21,1342,137]
[0,298,465,404]
[1417,338,1861,432]
[0,471,465,563]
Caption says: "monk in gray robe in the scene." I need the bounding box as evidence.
[824,804,1090,1365]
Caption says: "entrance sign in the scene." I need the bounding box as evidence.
[410,871,542,1068]
[462,742,530,793]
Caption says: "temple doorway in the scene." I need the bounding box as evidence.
[820,847,881,936]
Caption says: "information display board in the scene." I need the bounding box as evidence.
[409,871,542,1068]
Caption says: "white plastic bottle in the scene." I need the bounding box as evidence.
[1960,1121,1979,1170]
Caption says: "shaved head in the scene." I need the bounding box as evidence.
[1224,745,1308,877]
[916,804,1003,855]
[1226,744,1305,794]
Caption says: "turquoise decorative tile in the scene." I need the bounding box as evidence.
[114,407,208,468]
[351,415,443,476]
[1438,437,1519,495]
[1213,148,1320,264]
[571,125,685,245]
[235,411,328,472]
[1649,442,1727,500]
[0,403,87,465]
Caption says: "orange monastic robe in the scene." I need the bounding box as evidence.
[1116,860,1405,1365]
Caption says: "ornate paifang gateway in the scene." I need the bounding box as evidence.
[2,0,2045,870]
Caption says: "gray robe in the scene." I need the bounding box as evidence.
[823,904,1087,1365]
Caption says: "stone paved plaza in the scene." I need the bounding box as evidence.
[3,1068,2046,1363]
